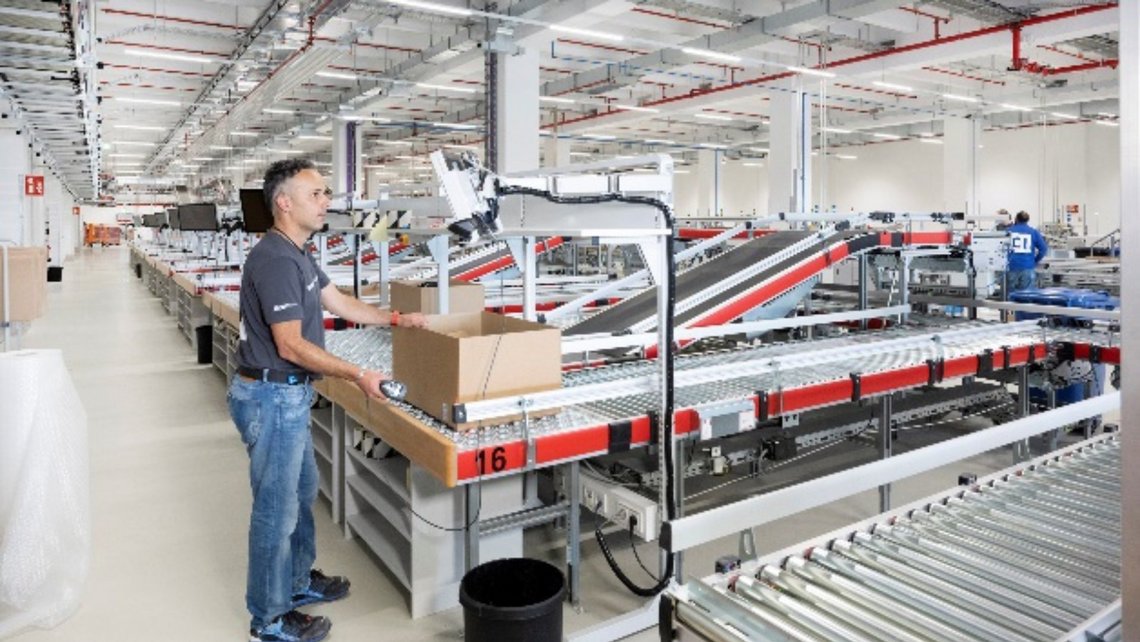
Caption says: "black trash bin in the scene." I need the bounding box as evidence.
[460,558,565,642]
[194,325,212,365]
[46,266,63,282]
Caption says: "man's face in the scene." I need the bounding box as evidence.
[279,169,330,234]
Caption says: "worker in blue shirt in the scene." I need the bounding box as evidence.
[1006,210,1048,292]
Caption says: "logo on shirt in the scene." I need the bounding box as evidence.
[1010,233,1032,253]
[273,302,299,312]
[306,277,318,291]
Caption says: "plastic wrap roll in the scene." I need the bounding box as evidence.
[0,350,89,639]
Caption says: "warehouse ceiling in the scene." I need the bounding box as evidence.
[0,0,1122,203]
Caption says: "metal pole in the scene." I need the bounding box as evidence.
[378,240,389,307]
[523,236,537,321]
[878,394,893,512]
[858,254,868,330]
[1014,365,1031,463]
[465,483,481,571]
[566,461,581,606]
[674,439,686,582]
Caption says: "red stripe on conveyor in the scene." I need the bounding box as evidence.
[454,237,566,282]
[677,228,775,240]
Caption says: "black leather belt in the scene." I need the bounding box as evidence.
[237,366,314,385]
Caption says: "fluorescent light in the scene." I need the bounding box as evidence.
[122,48,219,64]
[298,135,333,141]
[374,140,414,146]
[942,93,979,103]
[788,66,835,78]
[181,164,202,169]
[1095,120,1119,127]
[742,162,763,167]
[267,148,304,154]
[748,147,769,154]
[340,114,391,122]
[210,145,236,150]
[919,138,944,145]
[821,127,851,134]
[114,124,166,131]
[569,151,592,157]
[431,122,477,129]
[694,113,732,121]
[540,96,575,104]
[871,132,901,140]
[107,153,145,158]
[112,161,145,166]
[1050,112,1079,120]
[581,134,616,140]
[446,144,481,151]
[316,71,358,81]
[223,166,242,170]
[241,159,262,164]
[230,131,260,137]
[416,82,477,94]
[394,155,421,160]
[835,154,857,160]
[1098,112,1116,117]
[113,96,182,107]
[674,169,691,174]
[115,141,158,147]
[612,104,659,113]
[550,25,623,42]
[698,143,727,149]
[263,108,295,114]
[1000,103,1032,112]
[387,0,473,17]
[645,139,676,145]
[681,47,741,63]
[872,80,913,92]
[191,157,216,161]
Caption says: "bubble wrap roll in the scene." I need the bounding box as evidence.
[0,350,89,638]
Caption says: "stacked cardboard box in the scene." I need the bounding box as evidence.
[389,279,484,315]
[0,247,47,322]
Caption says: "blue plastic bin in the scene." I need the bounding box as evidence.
[1010,288,1118,323]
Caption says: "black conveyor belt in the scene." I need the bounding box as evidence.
[566,231,814,336]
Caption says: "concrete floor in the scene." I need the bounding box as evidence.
[9,247,1026,641]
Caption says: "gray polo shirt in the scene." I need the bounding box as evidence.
[237,232,331,375]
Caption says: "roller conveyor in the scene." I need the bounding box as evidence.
[663,435,1122,642]
[322,319,1118,486]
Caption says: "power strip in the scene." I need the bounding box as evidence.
[579,475,659,542]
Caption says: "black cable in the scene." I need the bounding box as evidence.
[628,518,659,582]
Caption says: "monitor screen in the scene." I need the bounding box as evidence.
[239,188,272,234]
[178,203,218,231]
[142,213,162,228]
[167,207,180,230]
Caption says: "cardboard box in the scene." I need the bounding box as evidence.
[390,279,484,315]
[0,247,47,322]
[392,312,561,430]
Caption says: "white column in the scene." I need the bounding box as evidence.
[331,120,363,198]
[696,149,719,217]
[0,128,30,244]
[495,47,540,173]
[1120,0,1139,633]
[767,78,811,216]
[942,117,981,217]
[542,136,571,168]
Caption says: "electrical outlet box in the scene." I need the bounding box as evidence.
[578,475,658,541]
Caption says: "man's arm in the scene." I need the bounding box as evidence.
[320,283,426,328]
[1034,230,1049,264]
[270,319,391,401]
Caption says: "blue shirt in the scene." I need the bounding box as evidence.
[1007,222,1048,271]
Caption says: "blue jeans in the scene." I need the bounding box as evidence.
[1008,269,1036,292]
[228,376,318,629]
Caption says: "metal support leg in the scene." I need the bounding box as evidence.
[674,440,686,583]
[464,483,481,571]
[378,241,390,307]
[1014,366,1031,462]
[858,254,868,330]
[878,394,893,513]
[427,235,450,314]
[900,256,911,324]
[566,461,581,607]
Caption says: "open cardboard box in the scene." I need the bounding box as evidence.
[392,311,561,430]
[389,279,484,315]
[0,246,47,322]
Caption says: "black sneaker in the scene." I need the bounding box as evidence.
[249,610,331,642]
[292,569,350,608]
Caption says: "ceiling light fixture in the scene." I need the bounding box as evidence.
[612,104,659,113]
[942,93,979,103]
[122,48,219,64]
[210,145,236,150]
[263,108,295,114]
[387,0,473,17]
[871,80,913,92]
[230,131,260,137]
[1094,120,1119,127]
[340,114,392,122]
[836,154,858,160]
[114,124,166,131]
[540,96,575,104]
[788,66,836,78]
[550,25,623,42]
[1050,112,1079,120]
[107,153,145,158]
[1000,103,1032,112]
[681,47,741,63]
[821,127,852,134]
[581,134,616,140]
[644,139,676,145]
[316,71,358,81]
[114,141,158,147]
[298,135,333,141]
[871,132,901,140]
[694,113,732,121]
[113,97,182,107]
[919,138,944,145]
[431,122,478,129]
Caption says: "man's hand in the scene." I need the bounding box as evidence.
[357,370,392,402]
[396,312,428,329]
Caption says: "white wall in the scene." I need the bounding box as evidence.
[0,127,31,245]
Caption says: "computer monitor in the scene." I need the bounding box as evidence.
[167,207,181,230]
[239,188,273,234]
[142,213,161,228]
[178,203,219,232]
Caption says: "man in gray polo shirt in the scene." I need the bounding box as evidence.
[229,159,426,642]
